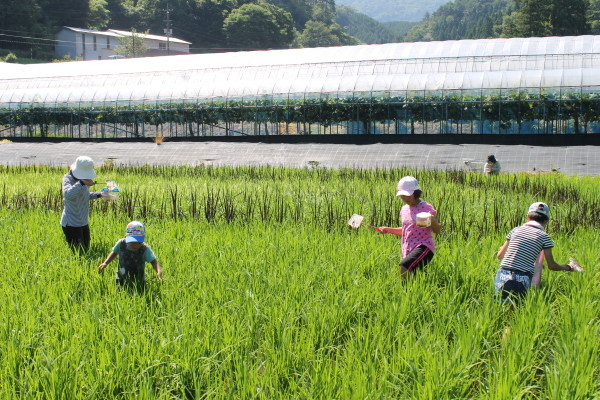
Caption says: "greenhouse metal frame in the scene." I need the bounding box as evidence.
[1,35,600,138]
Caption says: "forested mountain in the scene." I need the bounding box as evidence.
[404,0,600,42]
[335,0,449,22]
[0,0,361,60]
[335,6,418,44]
[2,0,600,63]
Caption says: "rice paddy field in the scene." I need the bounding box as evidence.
[0,164,598,399]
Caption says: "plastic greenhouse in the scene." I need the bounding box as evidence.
[2,35,600,138]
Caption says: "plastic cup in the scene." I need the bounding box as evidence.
[416,212,432,227]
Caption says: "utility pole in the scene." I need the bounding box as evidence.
[163,4,173,56]
[132,29,136,58]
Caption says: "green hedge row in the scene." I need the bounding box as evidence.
[2,93,600,133]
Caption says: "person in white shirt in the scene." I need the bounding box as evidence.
[483,155,501,175]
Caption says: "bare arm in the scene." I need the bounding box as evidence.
[543,248,571,271]
[98,252,118,272]
[430,215,441,234]
[377,227,403,236]
[497,240,509,260]
[150,259,163,280]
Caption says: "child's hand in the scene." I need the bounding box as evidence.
[377,227,387,234]
[569,258,584,272]
[98,263,107,273]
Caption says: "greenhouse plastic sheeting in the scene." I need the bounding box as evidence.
[2,35,600,107]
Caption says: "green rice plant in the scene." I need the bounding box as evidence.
[0,165,598,398]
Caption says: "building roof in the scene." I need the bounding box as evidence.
[59,26,191,44]
[108,29,191,45]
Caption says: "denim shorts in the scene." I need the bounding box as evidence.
[494,267,533,302]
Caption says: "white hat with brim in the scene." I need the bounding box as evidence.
[396,176,419,196]
[71,156,96,180]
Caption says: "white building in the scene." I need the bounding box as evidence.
[55,27,191,60]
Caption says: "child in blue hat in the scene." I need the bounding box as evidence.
[98,221,162,288]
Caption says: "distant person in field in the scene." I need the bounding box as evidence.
[484,155,501,175]
[98,221,162,289]
[61,156,105,252]
[377,176,441,280]
[494,202,582,303]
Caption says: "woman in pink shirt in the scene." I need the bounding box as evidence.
[378,176,441,280]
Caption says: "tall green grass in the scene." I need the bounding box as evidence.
[0,165,598,399]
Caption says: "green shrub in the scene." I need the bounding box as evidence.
[4,52,17,63]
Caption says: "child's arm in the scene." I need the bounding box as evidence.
[377,227,403,236]
[150,259,163,281]
[543,248,572,271]
[98,252,118,272]
[496,240,509,260]
[430,215,441,234]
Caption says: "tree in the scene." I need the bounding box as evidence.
[0,0,43,51]
[265,0,312,29]
[404,0,511,42]
[223,2,296,49]
[104,0,140,30]
[295,20,359,47]
[39,0,90,29]
[87,0,111,30]
[114,29,149,58]
[501,0,588,37]
[589,0,600,34]
[550,0,588,35]
[311,1,335,24]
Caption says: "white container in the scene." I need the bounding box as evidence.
[416,212,432,227]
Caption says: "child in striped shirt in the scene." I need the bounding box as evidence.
[494,202,581,302]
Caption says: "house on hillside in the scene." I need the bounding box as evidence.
[55,27,191,60]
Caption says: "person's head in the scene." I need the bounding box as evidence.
[125,221,145,248]
[71,156,96,180]
[487,155,497,164]
[396,176,421,205]
[527,202,550,225]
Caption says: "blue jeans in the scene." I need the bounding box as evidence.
[494,267,532,302]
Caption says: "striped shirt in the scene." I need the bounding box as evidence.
[60,172,101,227]
[500,222,554,274]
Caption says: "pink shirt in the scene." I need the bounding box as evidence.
[400,201,437,257]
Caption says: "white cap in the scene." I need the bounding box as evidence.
[125,221,146,243]
[70,156,96,180]
[396,176,419,196]
[528,202,550,217]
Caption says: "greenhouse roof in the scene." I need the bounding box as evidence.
[2,35,600,106]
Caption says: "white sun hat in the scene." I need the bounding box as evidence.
[70,156,96,180]
[396,176,419,196]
